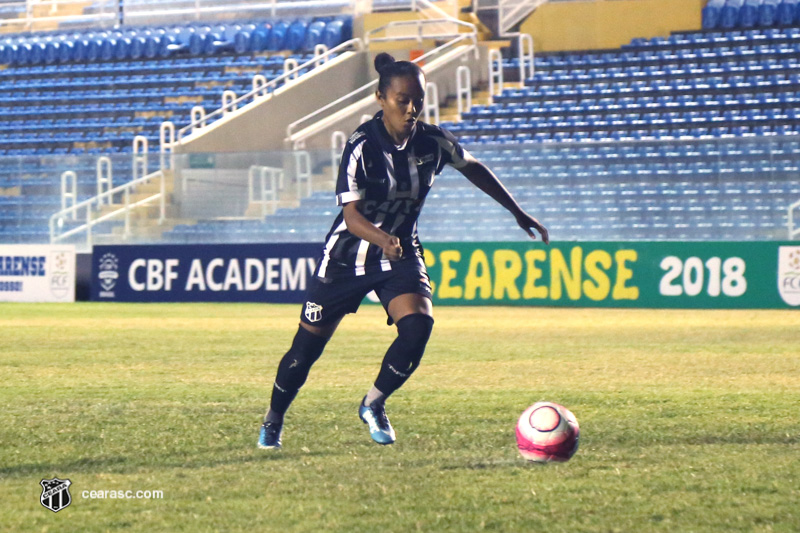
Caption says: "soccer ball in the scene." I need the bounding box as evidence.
[516,401,579,463]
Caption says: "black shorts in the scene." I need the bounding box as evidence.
[300,256,432,327]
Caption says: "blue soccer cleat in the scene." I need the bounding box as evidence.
[358,397,396,445]
[257,421,283,450]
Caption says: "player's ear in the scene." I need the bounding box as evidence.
[375,90,384,102]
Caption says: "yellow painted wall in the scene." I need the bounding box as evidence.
[521,0,705,52]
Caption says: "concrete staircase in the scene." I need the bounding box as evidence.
[438,81,524,125]
[91,170,195,244]
[244,168,336,218]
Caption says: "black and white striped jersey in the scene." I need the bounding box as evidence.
[316,112,472,279]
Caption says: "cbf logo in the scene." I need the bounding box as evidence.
[40,478,72,513]
[98,253,119,298]
[49,250,71,300]
[778,246,800,306]
[304,302,323,323]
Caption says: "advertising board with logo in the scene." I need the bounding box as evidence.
[422,242,800,309]
[91,243,320,302]
[89,241,800,308]
[0,244,75,302]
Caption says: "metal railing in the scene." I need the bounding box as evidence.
[455,65,471,115]
[175,38,364,142]
[248,165,284,217]
[49,168,165,246]
[789,199,800,239]
[487,47,503,103]
[330,131,347,181]
[423,81,439,125]
[287,25,478,148]
[474,0,548,37]
[365,17,477,45]
[96,156,113,205]
[518,32,534,82]
[49,124,175,246]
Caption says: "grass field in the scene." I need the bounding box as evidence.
[1,303,799,533]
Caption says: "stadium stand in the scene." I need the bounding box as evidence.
[430,25,800,241]
[162,22,800,244]
[0,16,352,243]
[162,137,800,244]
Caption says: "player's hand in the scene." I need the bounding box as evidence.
[516,212,549,244]
[382,236,403,261]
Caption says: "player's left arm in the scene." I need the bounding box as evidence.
[457,160,550,244]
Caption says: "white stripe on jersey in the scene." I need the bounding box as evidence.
[383,151,397,200]
[318,219,347,278]
[407,148,420,198]
[433,136,473,169]
[354,211,388,275]
[354,238,370,276]
[342,141,366,203]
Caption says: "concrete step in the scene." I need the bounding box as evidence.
[459,12,493,41]
[438,82,524,123]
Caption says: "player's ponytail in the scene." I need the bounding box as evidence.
[374,52,424,97]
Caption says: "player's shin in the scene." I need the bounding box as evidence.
[266,326,329,421]
[372,313,434,399]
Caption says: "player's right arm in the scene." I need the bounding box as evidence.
[342,202,403,261]
[335,131,403,261]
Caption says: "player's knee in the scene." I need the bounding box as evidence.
[396,313,434,355]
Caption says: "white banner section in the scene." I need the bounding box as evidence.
[0,244,76,302]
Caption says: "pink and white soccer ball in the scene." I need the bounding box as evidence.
[516,401,580,463]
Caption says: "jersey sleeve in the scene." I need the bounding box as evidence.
[432,126,475,174]
[335,131,368,206]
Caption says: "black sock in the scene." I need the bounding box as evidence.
[268,326,329,417]
[373,314,434,397]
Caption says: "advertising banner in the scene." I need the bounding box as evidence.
[90,242,800,308]
[0,244,76,302]
[91,243,319,302]
[423,241,800,309]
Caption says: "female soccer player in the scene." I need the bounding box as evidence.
[258,52,549,449]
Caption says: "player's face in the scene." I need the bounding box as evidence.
[377,73,425,145]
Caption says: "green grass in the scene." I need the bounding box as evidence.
[1,303,799,532]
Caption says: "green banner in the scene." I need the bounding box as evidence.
[423,242,800,309]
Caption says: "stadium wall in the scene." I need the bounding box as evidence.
[521,0,704,52]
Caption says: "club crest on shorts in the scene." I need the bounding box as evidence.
[40,478,72,513]
[304,302,323,323]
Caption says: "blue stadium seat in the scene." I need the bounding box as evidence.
[285,19,309,51]
[303,20,326,51]
[322,19,344,48]
[778,0,798,24]
[267,20,290,51]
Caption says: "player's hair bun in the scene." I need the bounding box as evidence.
[374,52,396,75]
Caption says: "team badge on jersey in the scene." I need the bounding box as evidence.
[414,154,434,166]
[40,478,72,513]
[304,302,323,322]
